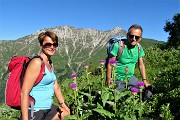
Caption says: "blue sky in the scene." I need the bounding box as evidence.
[0,0,179,41]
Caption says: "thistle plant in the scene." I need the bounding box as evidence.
[84,64,89,69]
[70,73,79,118]
[70,83,77,89]
[130,82,145,119]
[84,64,91,103]
[130,87,139,118]
[70,73,78,100]
[71,73,77,83]
[137,81,145,119]
[109,59,117,84]
[109,59,117,113]
[84,64,90,86]
[130,87,139,95]
[99,60,105,88]
[125,66,129,89]
[137,81,144,104]
[70,83,78,104]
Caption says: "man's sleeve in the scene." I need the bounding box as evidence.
[110,42,119,57]
[139,45,145,58]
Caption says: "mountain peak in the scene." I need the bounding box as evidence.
[114,26,122,30]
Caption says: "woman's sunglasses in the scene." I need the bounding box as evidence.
[129,34,141,40]
[43,43,59,48]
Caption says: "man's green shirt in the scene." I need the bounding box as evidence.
[110,40,145,81]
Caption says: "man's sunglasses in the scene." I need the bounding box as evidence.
[129,34,141,40]
[43,43,59,48]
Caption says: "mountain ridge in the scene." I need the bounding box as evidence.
[0,26,163,80]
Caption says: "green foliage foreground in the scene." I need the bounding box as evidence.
[0,46,179,120]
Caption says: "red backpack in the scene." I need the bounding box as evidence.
[5,54,45,109]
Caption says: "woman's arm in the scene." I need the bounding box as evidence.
[54,80,70,114]
[54,80,65,104]
[20,58,42,120]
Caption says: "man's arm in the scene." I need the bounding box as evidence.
[138,57,150,87]
[106,56,116,86]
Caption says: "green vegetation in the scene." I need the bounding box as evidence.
[0,45,179,119]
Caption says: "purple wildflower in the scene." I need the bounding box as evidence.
[130,87,139,94]
[71,73,77,79]
[70,83,77,89]
[84,64,89,69]
[125,66,128,72]
[137,81,144,89]
[99,60,105,65]
[109,59,117,66]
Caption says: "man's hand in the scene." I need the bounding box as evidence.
[106,78,111,86]
[143,80,151,87]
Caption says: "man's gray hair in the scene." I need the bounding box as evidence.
[128,24,143,33]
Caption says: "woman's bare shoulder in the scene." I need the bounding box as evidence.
[28,57,43,68]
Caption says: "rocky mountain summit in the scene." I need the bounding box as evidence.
[0,26,126,80]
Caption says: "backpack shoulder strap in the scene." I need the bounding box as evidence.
[116,40,124,60]
[137,43,141,54]
[116,40,140,59]
[30,54,45,86]
[35,62,45,85]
